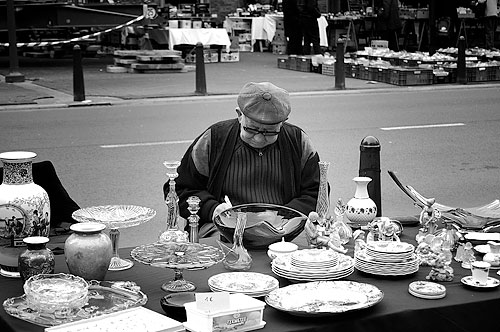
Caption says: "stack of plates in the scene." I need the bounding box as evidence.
[355,241,419,276]
[208,272,279,297]
[272,249,354,282]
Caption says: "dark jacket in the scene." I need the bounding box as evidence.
[376,0,402,31]
[168,119,320,227]
[297,0,322,19]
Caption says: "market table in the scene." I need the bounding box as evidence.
[147,28,232,51]
[1,224,499,332]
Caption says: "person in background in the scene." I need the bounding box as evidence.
[297,0,322,54]
[168,82,321,237]
[376,0,402,51]
[482,0,499,50]
[283,0,304,54]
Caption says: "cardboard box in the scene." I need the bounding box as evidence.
[168,20,179,28]
[221,49,240,62]
[180,20,192,29]
[371,40,389,49]
[192,20,202,29]
[184,293,266,332]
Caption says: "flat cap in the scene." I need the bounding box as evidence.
[237,82,291,124]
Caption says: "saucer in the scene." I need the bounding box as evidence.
[461,276,500,289]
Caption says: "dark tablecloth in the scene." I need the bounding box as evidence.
[1,225,499,332]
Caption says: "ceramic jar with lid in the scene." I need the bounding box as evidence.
[18,236,55,282]
[267,238,298,260]
[64,222,112,280]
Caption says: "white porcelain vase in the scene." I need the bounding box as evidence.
[345,176,377,228]
[0,152,51,247]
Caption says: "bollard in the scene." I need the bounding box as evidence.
[359,136,381,217]
[195,42,207,95]
[73,44,85,102]
[334,39,345,90]
[457,36,466,84]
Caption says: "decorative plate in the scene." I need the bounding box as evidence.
[3,280,147,327]
[265,281,383,317]
[208,272,279,297]
[72,205,156,229]
[131,242,224,270]
[461,276,500,289]
[408,281,446,299]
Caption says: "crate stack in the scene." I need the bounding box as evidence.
[271,18,287,55]
[111,50,185,73]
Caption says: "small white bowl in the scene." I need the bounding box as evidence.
[267,239,298,260]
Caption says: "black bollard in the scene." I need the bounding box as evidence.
[73,45,85,102]
[359,136,381,217]
[457,36,466,84]
[334,39,345,90]
[195,42,207,95]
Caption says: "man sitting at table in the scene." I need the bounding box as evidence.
[166,82,321,237]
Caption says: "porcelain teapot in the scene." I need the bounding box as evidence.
[483,241,500,268]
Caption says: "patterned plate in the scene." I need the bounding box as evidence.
[208,272,279,296]
[366,241,414,254]
[265,281,383,317]
[72,205,156,229]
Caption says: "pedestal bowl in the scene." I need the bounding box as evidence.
[214,203,308,249]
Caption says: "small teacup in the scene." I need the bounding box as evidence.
[470,261,491,286]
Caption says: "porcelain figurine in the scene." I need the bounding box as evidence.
[417,197,441,242]
[460,242,475,268]
[305,211,347,254]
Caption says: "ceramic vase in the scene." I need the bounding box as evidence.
[0,151,51,246]
[0,151,50,278]
[345,176,377,228]
[18,236,55,282]
[64,222,112,280]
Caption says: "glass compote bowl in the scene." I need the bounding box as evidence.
[131,241,224,292]
[72,205,156,271]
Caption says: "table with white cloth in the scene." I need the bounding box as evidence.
[225,15,328,51]
[157,28,231,51]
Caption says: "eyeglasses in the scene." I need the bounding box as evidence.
[242,126,280,136]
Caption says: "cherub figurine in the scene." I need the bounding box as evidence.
[305,212,347,254]
[426,251,454,282]
[353,229,366,252]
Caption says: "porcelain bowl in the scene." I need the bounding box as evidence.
[213,203,307,250]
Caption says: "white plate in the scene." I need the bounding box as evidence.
[366,241,414,254]
[461,276,500,289]
[465,232,500,242]
[474,244,491,254]
[265,281,383,316]
[208,272,279,295]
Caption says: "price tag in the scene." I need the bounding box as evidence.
[196,292,230,312]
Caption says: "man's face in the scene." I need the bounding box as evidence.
[237,113,282,149]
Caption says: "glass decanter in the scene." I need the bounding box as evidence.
[219,212,252,271]
[187,196,201,243]
[159,160,188,243]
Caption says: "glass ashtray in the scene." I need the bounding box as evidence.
[23,273,89,314]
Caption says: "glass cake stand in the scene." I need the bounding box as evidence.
[72,205,156,271]
[131,241,224,292]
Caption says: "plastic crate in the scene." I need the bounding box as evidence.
[288,55,298,70]
[487,66,500,81]
[389,68,434,86]
[358,65,370,80]
[369,67,388,82]
[277,57,289,69]
[322,63,335,76]
[433,72,454,84]
[467,67,488,82]
[296,56,312,72]
[311,64,322,74]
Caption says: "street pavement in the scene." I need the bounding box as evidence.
[1,51,499,110]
